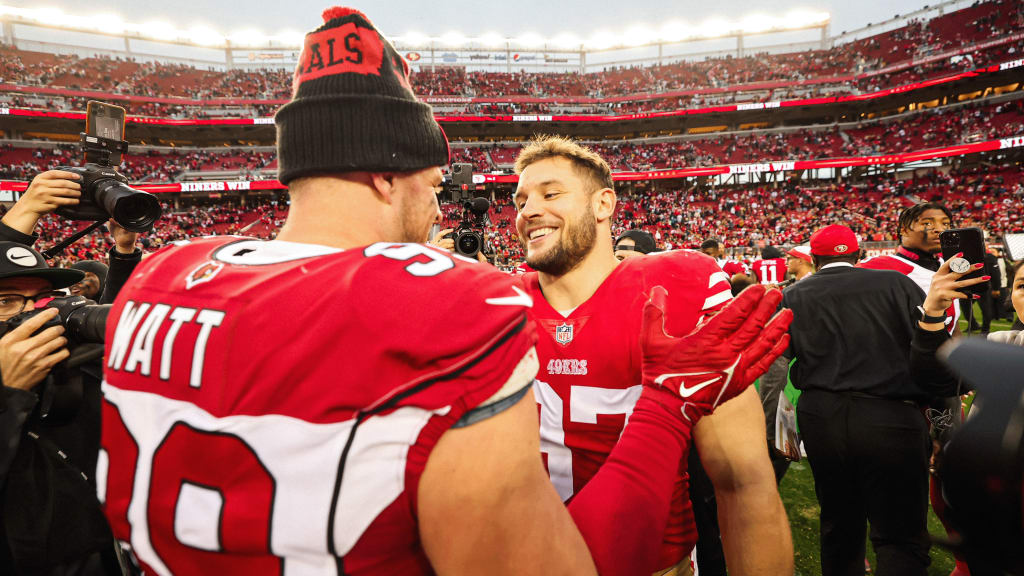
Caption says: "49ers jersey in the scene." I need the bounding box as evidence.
[751,257,787,284]
[100,237,536,576]
[521,250,732,568]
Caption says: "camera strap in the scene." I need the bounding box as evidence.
[41,219,108,260]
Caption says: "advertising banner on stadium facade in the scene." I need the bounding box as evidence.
[4,135,1015,193]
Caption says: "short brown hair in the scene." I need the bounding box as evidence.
[514,135,613,192]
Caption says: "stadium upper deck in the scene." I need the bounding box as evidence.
[0,0,1020,116]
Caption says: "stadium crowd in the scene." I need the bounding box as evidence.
[0,0,1021,119]
[2,96,1018,181]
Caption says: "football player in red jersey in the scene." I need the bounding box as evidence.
[513,136,793,576]
[701,238,751,286]
[100,8,791,576]
[751,247,788,285]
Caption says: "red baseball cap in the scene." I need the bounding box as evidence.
[786,245,813,263]
[810,225,860,256]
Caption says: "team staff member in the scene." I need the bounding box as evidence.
[783,224,935,576]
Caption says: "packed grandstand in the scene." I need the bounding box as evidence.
[0,0,1021,268]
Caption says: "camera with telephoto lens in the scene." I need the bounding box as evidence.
[0,296,110,421]
[53,101,162,233]
[449,197,491,258]
[55,162,162,233]
[1,296,110,346]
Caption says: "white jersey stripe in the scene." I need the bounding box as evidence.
[702,289,733,311]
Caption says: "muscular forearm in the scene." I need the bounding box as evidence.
[696,388,793,576]
[717,474,792,576]
[568,389,691,576]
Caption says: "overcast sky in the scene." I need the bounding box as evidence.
[13,0,957,41]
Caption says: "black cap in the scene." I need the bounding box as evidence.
[0,243,84,289]
[616,230,656,254]
[274,7,450,185]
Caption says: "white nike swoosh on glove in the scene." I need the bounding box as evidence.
[654,373,719,397]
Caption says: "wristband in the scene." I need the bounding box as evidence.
[917,305,947,324]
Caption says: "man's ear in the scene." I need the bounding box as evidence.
[593,187,617,223]
[369,172,398,205]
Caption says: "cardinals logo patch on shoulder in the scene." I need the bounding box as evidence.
[186,260,225,290]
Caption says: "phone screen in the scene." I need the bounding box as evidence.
[85,100,126,164]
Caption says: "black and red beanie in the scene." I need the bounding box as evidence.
[274,7,450,185]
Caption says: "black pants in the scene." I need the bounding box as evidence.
[797,390,931,576]
[978,291,996,333]
[688,447,727,576]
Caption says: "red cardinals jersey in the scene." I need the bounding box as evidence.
[719,259,749,278]
[101,237,536,576]
[859,251,961,334]
[521,250,732,568]
[751,257,787,284]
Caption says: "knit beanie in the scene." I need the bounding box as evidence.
[275,7,450,185]
[70,260,107,296]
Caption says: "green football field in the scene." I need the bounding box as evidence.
[776,307,1018,575]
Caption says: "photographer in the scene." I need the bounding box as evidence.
[2,169,143,304]
[0,243,119,574]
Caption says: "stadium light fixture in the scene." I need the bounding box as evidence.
[785,10,831,28]
[552,32,581,49]
[740,14,775,34]
[477,31,506,48]
[136,20,179,42]
[188,25,224,46]
[228,29,268,47]
[30,7,70,27]
[440,31,466,47]
[271,29,304,47]
[623,25,655,47]
[700,18,734,39]
[399,31,431,47]
[98,14,127,35]
[659,20,691,43]
[585,30,617,50]
[513,32,545,48]
[0,3,830,51]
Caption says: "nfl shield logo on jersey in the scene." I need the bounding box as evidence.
[555,322,574,345]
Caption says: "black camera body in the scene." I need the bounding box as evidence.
[2,296,110,345]
[1,296,110,422]
[449,197,491,258]
[53,133,162,233]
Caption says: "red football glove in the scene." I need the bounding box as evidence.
[640,283,793,422]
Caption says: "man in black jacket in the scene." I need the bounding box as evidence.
[782,224,934,576]
[0,242,122,574]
